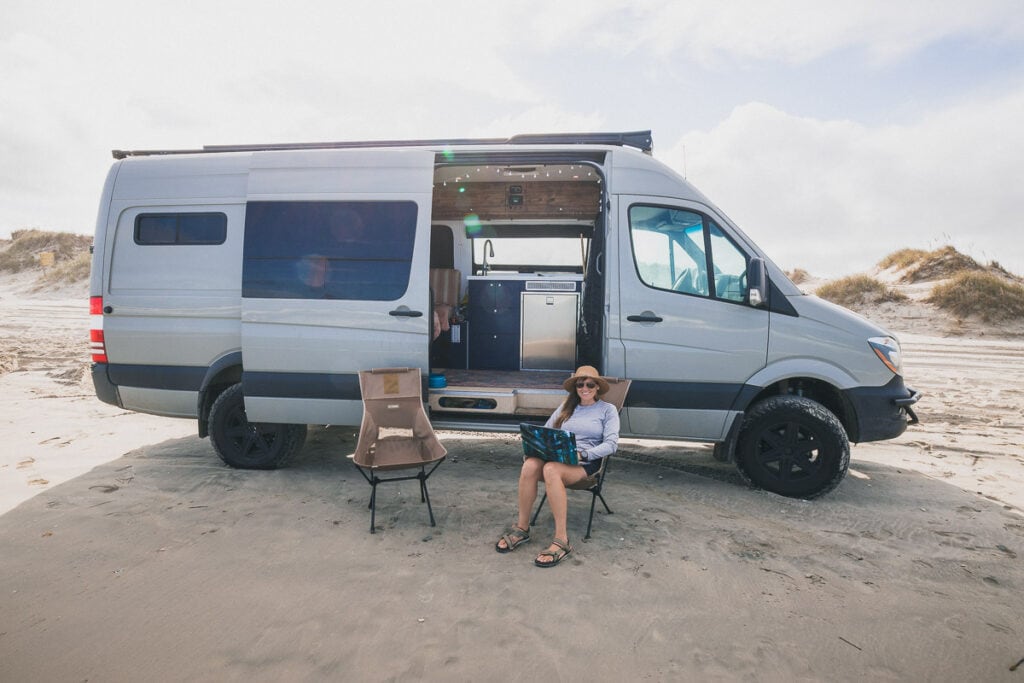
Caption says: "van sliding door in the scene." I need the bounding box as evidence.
[240,149,434,425]
[612,196,770,440]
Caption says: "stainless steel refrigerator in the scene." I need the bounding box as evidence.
[520,292,578,371]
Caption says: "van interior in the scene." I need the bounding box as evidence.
[426,159,606,426]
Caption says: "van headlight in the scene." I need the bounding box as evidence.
[869,336,903,376]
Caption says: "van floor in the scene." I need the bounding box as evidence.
[436,368,567,391]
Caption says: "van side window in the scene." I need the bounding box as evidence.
[708,221,748,303]
[135,213,227,245]
[628,204,748,302]
[242,200,417,301]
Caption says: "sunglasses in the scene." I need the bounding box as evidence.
[575,381,598,389]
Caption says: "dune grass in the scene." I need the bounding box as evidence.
[877,245,989,284]
[816,274,908,307]
[786,268,810,285]
[927,271,1024,322]
[877,248,930,272]
[0,229,92,273]
[34,251,92,289]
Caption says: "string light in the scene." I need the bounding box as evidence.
[437,164,600,185]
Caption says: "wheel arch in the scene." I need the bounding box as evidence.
[734,362,860,442]
[196,351,243,438]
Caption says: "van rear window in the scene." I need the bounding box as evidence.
[242,200,417,301]
[135,213,227,245]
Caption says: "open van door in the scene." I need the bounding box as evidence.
[239,149,435,426]
[612,197,770,440]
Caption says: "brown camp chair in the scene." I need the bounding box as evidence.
[531,377,631,540]
[350,368,447,533]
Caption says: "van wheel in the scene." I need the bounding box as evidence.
[735,396,849,499]
[208,383,306,469]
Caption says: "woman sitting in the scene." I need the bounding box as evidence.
[495,365,620,567]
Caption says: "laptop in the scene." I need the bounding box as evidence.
[519,423,579,465]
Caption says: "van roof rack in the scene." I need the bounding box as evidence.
[111,130,653,159]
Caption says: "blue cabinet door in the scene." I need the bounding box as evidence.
[468,280,523,370]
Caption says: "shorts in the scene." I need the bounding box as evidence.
[580,459,602,476]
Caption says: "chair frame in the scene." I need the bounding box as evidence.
[530,455,612,540]
[352,458,444,533]
[350,368,447,534]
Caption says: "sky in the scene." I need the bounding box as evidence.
[3,0,1023,277]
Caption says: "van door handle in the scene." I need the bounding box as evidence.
[627,314,663,323]
[389,309,424,317]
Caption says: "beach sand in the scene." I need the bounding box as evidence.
[1,272,1023,680]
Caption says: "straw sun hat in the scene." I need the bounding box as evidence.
[562,365,610,395]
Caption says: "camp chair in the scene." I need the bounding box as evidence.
[350,368,447,533]
[531,377,631,540]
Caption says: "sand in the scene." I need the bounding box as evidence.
[1,273,1023,680]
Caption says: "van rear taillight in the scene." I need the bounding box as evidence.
[90,296,107,363]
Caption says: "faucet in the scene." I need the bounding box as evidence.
[482,239,495,275]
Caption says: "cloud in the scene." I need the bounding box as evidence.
[0,1,554,234]
[529,0,1024,65]
[662,89,1024,277]
[468,106,606,138]
[1,1,545,145]
[3,0,1023,252]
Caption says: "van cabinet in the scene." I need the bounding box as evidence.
[468,279,523,370]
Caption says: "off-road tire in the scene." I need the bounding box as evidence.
[735,395,850,499]
[208,383,306,469]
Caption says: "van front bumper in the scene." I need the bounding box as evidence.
[843,376,921,443]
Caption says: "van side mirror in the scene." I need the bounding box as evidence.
[747,257,767,308]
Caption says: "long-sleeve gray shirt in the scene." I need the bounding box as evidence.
[544,400,620,463]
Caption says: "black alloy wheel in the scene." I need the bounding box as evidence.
[736,395,850,499]
[208,383,306,469]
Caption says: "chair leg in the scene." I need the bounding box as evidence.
[369,479,378,534]
[420,470,437,527]
[535,488,609,539]
[531,493,547,526]
[584,491,599,540]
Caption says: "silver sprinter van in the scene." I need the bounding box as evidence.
[90,131,919,498]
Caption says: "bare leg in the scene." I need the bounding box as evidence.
[536,462,588,562]
[516,457,545,530]
[496,458,544,551]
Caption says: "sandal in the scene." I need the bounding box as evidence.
[534,538,573,568]
[495,526,531,553]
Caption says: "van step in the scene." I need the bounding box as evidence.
[427,386,562,417]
